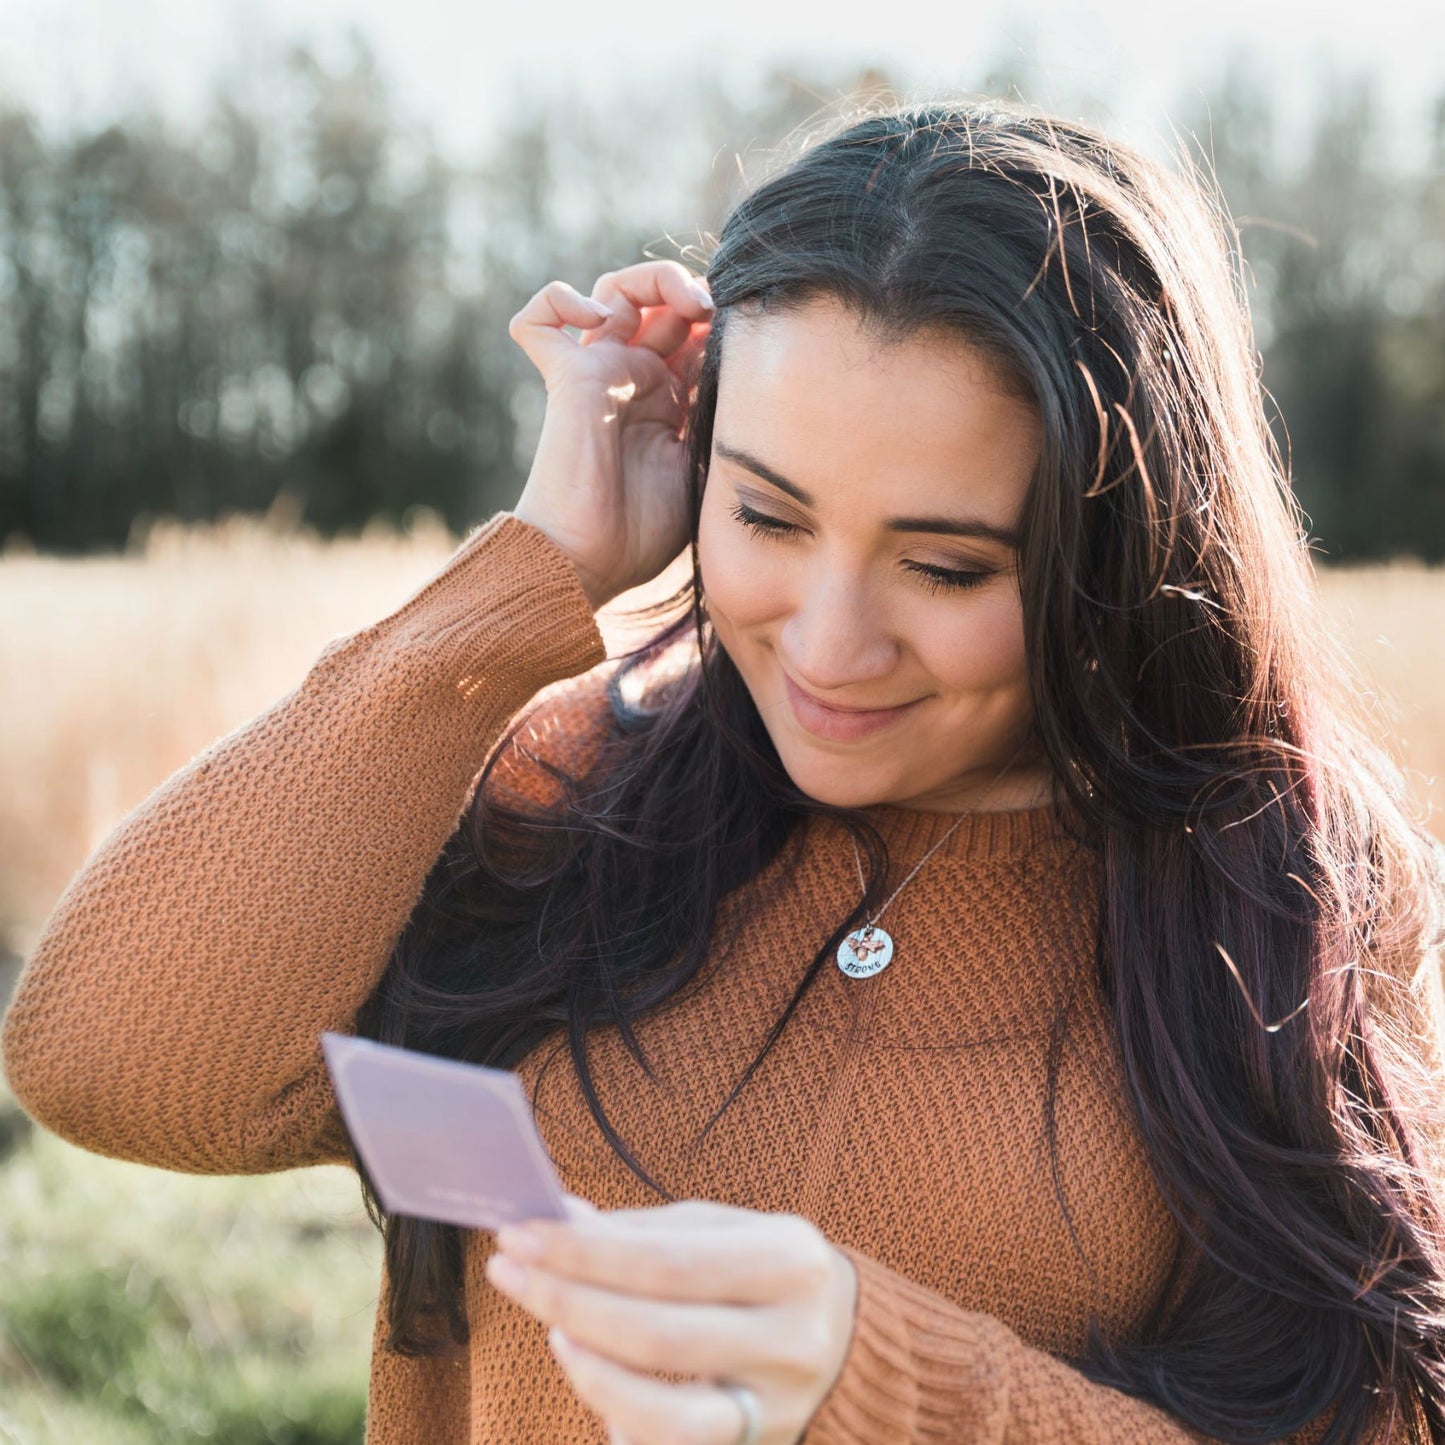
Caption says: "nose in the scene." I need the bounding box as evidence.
[777,570,899,695]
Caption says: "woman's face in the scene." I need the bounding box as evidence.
[696,293,1049,813]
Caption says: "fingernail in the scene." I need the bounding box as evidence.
[549,1326,573,1355]
[584,297,613,316]
[488,1254,528,1292]
[497,1226,544,1261]
[687,281,714,310]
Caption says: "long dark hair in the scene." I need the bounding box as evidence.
[350,96,1445,1440]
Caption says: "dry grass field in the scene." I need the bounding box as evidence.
[1313,560,1445,831]
[0,511,1439,1441]
[0,507,693,962]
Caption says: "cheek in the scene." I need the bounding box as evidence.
[696,507,785,628]
[916,587,1028,696]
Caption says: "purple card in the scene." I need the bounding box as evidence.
[320,1031,571,1232]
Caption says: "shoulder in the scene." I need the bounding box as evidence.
[475,638,697,812]
[475,661,623,811]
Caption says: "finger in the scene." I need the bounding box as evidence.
[626,305,697,359]
[499,1208,828,1305]
[645,318,710,416]
[583,261,712,347]
[664,321,711,386]
[487,1258,791,1377]
[591,260,711,323]
[576,1197,754,1230]
[549,1327,754,1445]
[508,279,614,374]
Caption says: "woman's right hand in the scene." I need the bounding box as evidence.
[508,260,714,611]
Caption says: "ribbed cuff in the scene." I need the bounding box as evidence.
[312,510,608,728]
[800,1244,1010,1443]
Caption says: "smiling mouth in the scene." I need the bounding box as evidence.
[787,677,914,713]
[782,672,924,741]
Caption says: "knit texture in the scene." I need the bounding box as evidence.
[3,510,1421,1442]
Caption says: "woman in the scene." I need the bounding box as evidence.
[5,97,1445,1444]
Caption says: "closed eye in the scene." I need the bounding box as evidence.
[728,501,991,594]
[903,560,991,594]
[729,500,796,537]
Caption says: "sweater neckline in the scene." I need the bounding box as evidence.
[823,795,1079,862]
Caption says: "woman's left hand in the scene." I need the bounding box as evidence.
[485,1195,859,1445]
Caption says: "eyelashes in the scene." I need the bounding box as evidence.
[727,501,991,595]
[728,501,794,538]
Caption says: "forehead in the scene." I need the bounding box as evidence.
[713,296,1040,518]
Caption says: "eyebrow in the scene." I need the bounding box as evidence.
[713,440,1021,550]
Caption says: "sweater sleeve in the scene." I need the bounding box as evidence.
[800,1245,1333,1444]
[0,511,607,1176]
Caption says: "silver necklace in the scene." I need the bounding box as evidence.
[836,814,968,978]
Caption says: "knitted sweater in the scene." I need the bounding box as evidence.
[5,511,1420,1443]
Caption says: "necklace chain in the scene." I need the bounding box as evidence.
[849,813,968,928]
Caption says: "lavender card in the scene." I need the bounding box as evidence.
[320,1031,571,1232]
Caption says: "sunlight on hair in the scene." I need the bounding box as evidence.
[1212,940,1311,1033]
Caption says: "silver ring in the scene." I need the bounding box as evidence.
[716,1379,762,1445]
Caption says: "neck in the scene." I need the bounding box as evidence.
[863,760,1057,816]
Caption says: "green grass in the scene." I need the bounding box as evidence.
[0,1084,381,1444]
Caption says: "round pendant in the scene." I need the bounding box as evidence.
[836,925,895,978]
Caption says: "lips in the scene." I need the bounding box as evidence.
[782,671,922,742]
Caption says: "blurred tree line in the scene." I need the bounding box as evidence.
[0,39,1440,560]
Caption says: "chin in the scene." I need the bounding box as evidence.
[769,744,900,809]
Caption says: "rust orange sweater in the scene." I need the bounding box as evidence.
[5,512,1423,1442]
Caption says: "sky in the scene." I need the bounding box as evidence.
[1,0,1441,172]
